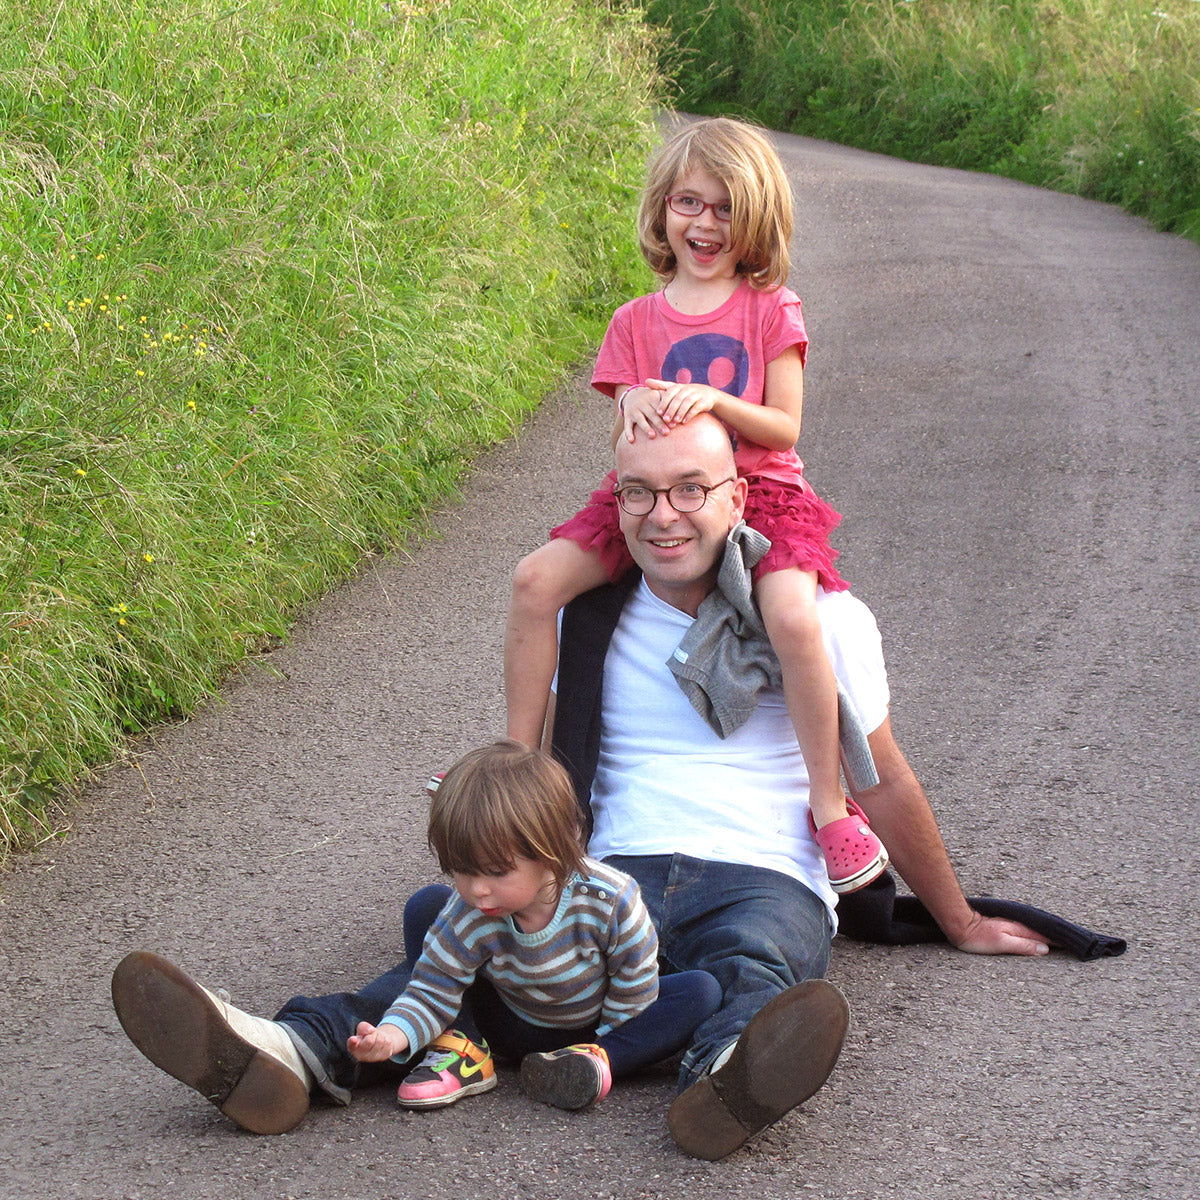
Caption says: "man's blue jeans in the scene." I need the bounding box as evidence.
[603,854,834,1090]
[273,883,721,1101]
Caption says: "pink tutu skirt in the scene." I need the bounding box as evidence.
[550,469,848,591]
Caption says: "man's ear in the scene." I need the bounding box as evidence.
[729,476,749,525]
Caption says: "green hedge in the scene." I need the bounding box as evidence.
[0,0,663,851]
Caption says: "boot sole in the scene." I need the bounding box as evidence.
[111,951,309,1134]
[667,979,850,1160]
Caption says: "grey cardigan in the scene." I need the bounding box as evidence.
[666,522,879,792]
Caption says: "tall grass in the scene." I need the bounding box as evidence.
[646,0,1200,240]
[0,0,662,852]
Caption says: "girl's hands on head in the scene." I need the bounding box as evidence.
[645,378,722,428]
[346,1020,409,1062]
[618,378,730,443]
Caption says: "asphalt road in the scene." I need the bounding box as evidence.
[2,129,1197,1200]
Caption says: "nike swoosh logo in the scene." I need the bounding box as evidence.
[459,1057,489,1078]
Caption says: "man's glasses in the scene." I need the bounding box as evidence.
[613,479,736,516]
[666,194,733,223]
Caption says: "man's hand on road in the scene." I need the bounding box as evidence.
[952,913,1050,956]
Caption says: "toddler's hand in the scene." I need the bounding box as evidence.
[347,1020,409,1062]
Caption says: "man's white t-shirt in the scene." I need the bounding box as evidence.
[586,578,891,924]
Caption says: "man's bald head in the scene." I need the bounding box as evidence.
[613,413,737,480]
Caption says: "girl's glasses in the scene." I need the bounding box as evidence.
[666,194,733,223]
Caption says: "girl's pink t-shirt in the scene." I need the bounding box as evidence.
[591,280,809,483]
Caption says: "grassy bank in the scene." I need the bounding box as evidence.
[646,0,1200,241]
[0,0,662,852]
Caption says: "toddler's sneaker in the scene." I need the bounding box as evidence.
[520,1043,612,1110]
[810,796,889,894]
[397,1031,497,1109]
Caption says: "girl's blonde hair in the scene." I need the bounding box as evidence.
[428,740,585,889]
[637,117,794,290]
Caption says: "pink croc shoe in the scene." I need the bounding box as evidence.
[809,797,889,894]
